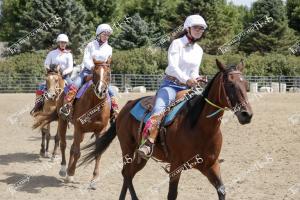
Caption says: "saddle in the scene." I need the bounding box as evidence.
[131,89,190,158]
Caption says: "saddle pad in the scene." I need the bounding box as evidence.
[64,80,93,99]
[130,98,187,126]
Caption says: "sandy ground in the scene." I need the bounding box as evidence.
[0,92,299,200]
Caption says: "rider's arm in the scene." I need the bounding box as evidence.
[44,51,52,71]
[166,41,190,84]
[83,43,94,70]
[190,47,203,80]
[106,46,112,65]
[62,53,73,76]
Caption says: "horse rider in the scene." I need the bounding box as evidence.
[59,24,119,120]
[137,14,207,158]
[30,33,73,115]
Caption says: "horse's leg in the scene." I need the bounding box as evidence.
[167,163,182,200]
[45,123,51,158]
[89,132,101,189]
[201,161,226,200]
[66,131,83,182]
[40,127,47,157]
[119,152,147,200]
[58,118,68,177]
[51,129,60,161]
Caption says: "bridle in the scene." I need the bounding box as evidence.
[92,63,110,99]
[45,71,63,100]
[204,70,243,118]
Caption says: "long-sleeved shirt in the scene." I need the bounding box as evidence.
[82,40,112,70]
[44,48,73,75]
[165,35,203,84]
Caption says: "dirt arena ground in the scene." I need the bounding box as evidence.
[0,92,299,200]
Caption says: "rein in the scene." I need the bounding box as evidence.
[205,71,242,118]
[204,98,229,118]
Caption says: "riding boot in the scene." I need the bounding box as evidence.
[59,85,78,120]
[110,96,119,122]
[30,91,45,116]
[137,114,164,159]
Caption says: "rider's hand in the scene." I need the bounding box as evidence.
[196,76,208,83]
[186,79,197,87]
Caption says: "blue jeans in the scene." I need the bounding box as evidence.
[73,68,115,97]
[73,68,92,89]
[151,77,187,115]
[62,74,73,85]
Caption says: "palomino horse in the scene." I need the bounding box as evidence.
[81,59,253,199]
[33,59,111,187]
[34,66,65,158]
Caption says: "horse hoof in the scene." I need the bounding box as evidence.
[89,181,97,190]
[66,175,74,183]
[40,150,50,158]
[51,155,60,162]
[59,165,67,177]
[40,150,46,157]
[44,151,50,158]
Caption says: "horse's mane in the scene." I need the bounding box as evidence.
[185,71,221,128]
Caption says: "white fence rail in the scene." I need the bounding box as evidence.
[0,73,300,93]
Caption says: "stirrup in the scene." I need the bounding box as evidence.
[136,140,154,160]
[59,104,71,120]
[110,109,119,122]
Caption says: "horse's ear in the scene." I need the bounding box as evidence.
[216,59,226,71]
[236,59,245,72]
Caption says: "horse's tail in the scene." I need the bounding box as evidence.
[32,110,58,130]
[79,122,117,166]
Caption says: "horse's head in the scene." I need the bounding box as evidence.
[216,59,253,124]
[92,57,111,98]
[45,64,63,100]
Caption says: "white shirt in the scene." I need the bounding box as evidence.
[83,40,112,70]
[165,35,203,84]
[44,48,73,75]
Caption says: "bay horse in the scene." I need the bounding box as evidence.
[81,59,253,199]
[34,66,65,158]
[33,59,111,187]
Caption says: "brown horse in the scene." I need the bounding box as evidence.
[81,59,253,199]
[33,59,111,186]
[34,67,65,158]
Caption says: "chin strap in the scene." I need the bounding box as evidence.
[186,28,197,43]
[58,47,65,51]
[96,35,105,46]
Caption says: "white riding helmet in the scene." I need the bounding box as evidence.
[183,14,207,30]
[96,24,113,35]
[56,34,69,43]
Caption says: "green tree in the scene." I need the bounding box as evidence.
[121,0,180,32]
[110,13,152,50]
[239,0,296,54]
[77,0,121,29]
[0,0,27,41]
[9,0,90,56]
[287,0,300,33]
